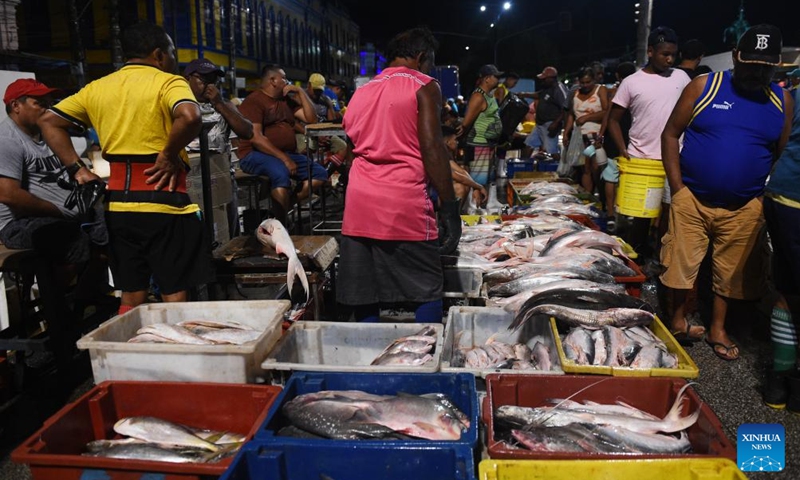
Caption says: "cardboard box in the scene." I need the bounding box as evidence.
[186,152,233,207]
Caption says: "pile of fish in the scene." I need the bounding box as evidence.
[494,384,699,454]
[127,320,261,345]
[514,180,597,217]
[562,325,679,369]
[278,390,469,441]
[450,332,553,371]
[84,416,245,463]
[371,326,437,366]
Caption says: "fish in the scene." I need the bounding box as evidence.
[194,328,262,345]
[563,328,594,365]
[189,428,247,445]
[84,443,209,463]
[488,269,615,297]
[511,427,590,453]
[603,326,641,366]
[591,425,691,454]
[546,399,661,421]
[539,229,627,258]
[513,343,532,362]
[629,345,679,369]
[177,320,253,331]
[134,324,213,345]
[529,305,654,329]
[86,438,148,452]
[277,425,327,439]
[354,395,466,440]
[531,341,552,371]
[491,281,626,314]
[591,330,607,365]
[114,417,220,452]
[256,218,309,300]
[371,328,437,365]
[371,352,432,366]
[127,333,178,344]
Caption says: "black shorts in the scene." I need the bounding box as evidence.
[336,235,443,305]
[105,211,214,295]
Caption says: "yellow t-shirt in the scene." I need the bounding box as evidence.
[52,64,199,214]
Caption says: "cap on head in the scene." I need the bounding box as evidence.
[456,95,464,101]
[184,58,224,77]
[536,66,558,79]
[736,24,782,66]
[3,78,60,106]
[326,78,345,89]
[478,64,503,78]
[647,26,678,47]
[309,73,326,90]
[788,68,800,78]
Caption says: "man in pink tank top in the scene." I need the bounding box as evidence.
[337,27,460,323]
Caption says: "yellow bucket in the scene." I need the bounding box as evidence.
[616,157,666,218]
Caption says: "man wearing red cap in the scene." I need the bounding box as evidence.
[0,79,106,265]
[521,66,568,156]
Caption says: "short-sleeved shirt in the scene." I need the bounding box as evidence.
[51,63,199,214]
[0,117,75,232]
[535,83,568,124]
[612,68,691,160]
[323,87,341,112]
[237,90,301,157]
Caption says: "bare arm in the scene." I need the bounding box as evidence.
[775,89,794,160]
[576,86,609,126]
[0,177,63,218]
[457,91,487,137]
[38,111,100,184]
[661,77,705,193]
[286,85,317,124]
[607,104,629,159]
[417,82,454,202]
[450,160,483,190]
[144,102,202,191]
[205,85,253,139]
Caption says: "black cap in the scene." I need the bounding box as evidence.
[184,59,224,77]
[478,64,503,78]
[648,26,678,47]
[326,78,346,88]
[736,24,782,66]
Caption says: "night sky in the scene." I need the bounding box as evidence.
[340,0,797,82]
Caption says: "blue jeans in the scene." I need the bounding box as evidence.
[239,151,328,189]
[525,121,560,155]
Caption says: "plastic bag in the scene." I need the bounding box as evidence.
[557,124,584,176]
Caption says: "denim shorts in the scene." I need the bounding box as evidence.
[239,151,328,189]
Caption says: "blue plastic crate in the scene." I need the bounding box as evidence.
[506,159,536,178]
[255,372,479,450]
[537,161,559,172]
[220,441,476,480]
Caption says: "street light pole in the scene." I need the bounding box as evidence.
[494,21,557,66]
[635,0,653,66]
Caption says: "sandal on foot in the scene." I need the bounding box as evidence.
[705,338,740,361]
[670,319,706,345]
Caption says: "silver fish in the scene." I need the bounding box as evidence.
[127,333,178,344]
[546,399,661,421]
[539,230,627,257]
[85,443,208,463]
[591,329,607,366]
[177,319,253,331]
[256,219,309,300]
[114,417,219,452]
[629,345,664,369]
[592,426,691,454]
[195,328,262,345]
[563,329,594,365]
[532,305,654,329]
[370,352,432,366]
[532,341,552,371]
[134,324,212,345]
[604,326,641,367]
[356,395,466,440]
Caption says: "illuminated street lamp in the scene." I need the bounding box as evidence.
[480,5,486,12]
[503,2,511,10]
[490,23,495,28]
[465,46,470,50]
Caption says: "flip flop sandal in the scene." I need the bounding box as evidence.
[670,319,706,346]
[705,338,740,361]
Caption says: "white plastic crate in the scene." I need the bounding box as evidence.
[443,267,483,298]
[441,306,563,377]
[76,300,289,384]
[262,321,443,373]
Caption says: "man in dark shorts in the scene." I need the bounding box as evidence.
[337,27,460,323]
[39,21,213,315]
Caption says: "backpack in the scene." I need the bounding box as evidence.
[498,93,529,144]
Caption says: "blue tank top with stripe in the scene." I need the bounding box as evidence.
[680,70,785,206]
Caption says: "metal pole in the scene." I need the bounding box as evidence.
[228,1,236,96]
[635,0,653,67]
[199,123,215,245]
[109,0,124,69]
[68,0,86,87]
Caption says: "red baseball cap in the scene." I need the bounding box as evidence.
[536,66,558,79]
[3,78,60,106]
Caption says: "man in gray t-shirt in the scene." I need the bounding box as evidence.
[0,79,104,264]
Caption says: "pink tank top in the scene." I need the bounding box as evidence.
[342,66,438,241]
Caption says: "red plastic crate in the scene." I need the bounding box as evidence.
[12,381,282,479]
[483,374,736,461]
[615,258,647,297]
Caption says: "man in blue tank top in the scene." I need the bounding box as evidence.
[660,25,793,361]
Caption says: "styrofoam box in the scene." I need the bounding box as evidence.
[441,306,563,377]
[443,267,483,298]
[262,322,443,373]
[76,300,290,384]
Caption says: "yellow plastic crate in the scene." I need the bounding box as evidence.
[550,314,699,378]
[479,459,747,480]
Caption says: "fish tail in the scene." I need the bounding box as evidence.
[662,383,700,432]
[288,254,309,300]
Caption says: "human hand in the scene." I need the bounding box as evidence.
[547,125,559,138]
[74,167,102,185]
[282,84,302,97]
[438,199,462,255]
[204,84,223,106]
[473,186,488,206]
[144,151,184,191]
[282,157,298,176]
[621,148,630,160]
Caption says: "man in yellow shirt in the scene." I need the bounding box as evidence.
[38,21,212,314]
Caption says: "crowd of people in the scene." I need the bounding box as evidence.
[1,19,800,411]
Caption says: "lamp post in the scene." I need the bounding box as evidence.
[494,21,557,66]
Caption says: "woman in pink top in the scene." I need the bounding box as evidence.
[337,27,461,323]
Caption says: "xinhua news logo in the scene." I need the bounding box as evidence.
[738,423,785,472]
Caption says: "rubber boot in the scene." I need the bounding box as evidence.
[763,370,790,409]
[485,182,505,214]
[786,373,800,415]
